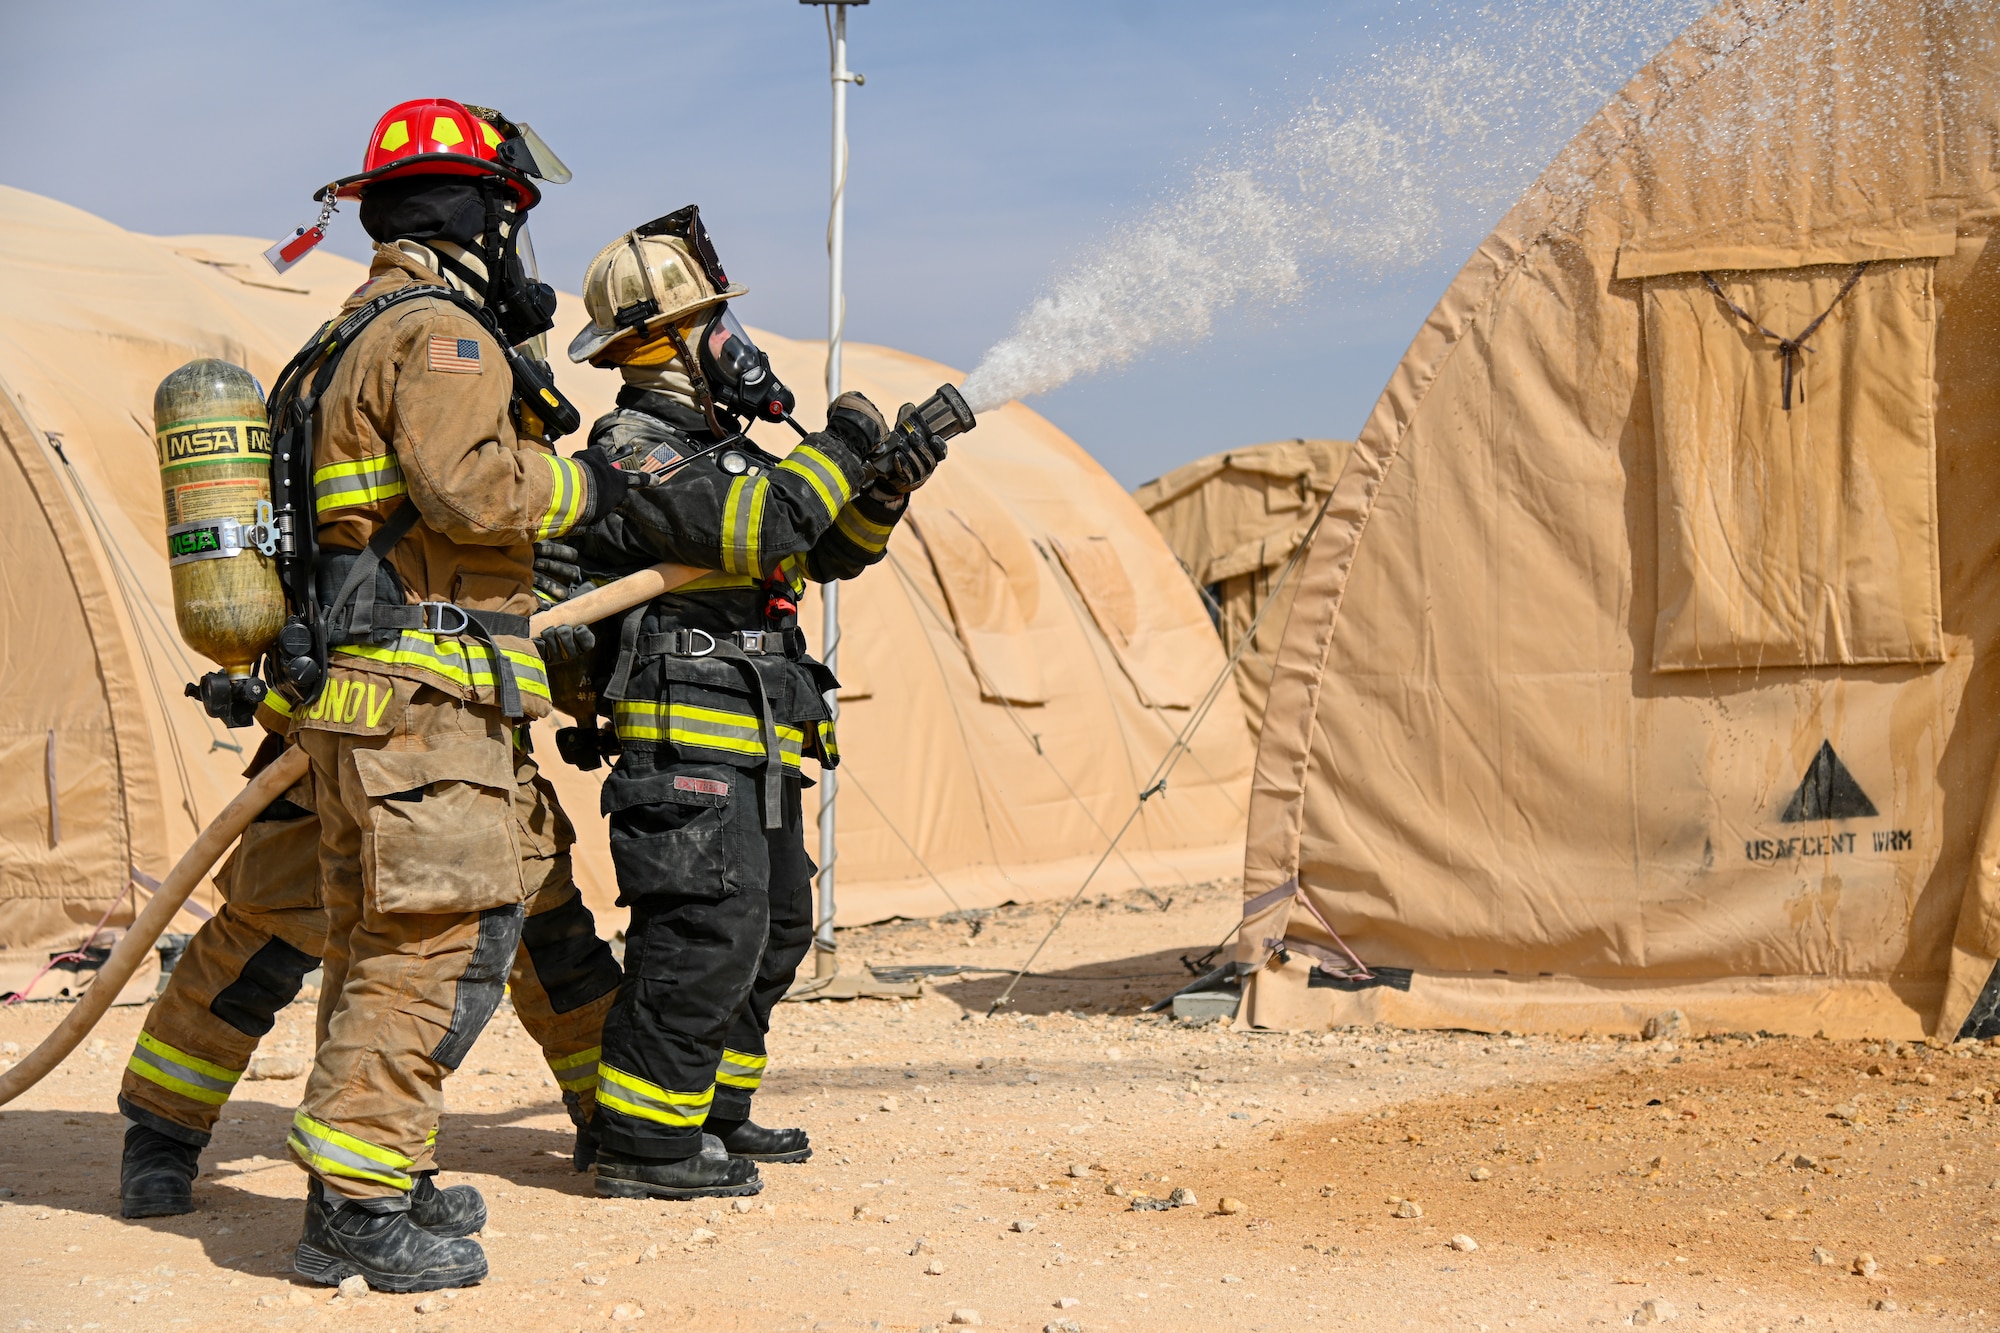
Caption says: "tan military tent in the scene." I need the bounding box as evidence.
[1134,440,1347,738]
[1237,0,2000,1041]
[0,184,1250,997]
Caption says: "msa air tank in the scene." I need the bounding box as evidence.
[154,359,285,682]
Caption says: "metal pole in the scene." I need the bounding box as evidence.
[814,2,853,980]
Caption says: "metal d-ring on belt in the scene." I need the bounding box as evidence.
[321,501,532,717]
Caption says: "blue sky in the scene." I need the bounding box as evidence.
[0,0,1699,486]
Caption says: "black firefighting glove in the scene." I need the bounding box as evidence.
[536,621,596,666]
[573,445,635,525]
[532,541,585,603]
[872,407,949,495]
[824,390,890,463]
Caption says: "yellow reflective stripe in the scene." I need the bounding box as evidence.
[817,719,840,763]
[535,454,588,539]
[549,1045,601,1092]
[675,570,762,593]
[287,1111,415,1190]
[127,1032,242,1105]
[262,690,295,717]
[611,701,805,768]
[834,502,895,555]
[778,554,808,598]
[721,475,769,576]
[332,637,551,700]
[716,1048,768,1090]
[776,443,852,522]
[312,454,407,515]
[597,1065,713,1128]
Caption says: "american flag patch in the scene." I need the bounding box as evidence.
[427,335,481,373]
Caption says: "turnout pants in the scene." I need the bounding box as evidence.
[596,756,814,1160]
[118,745,622,1161]
[285,695,616,1206]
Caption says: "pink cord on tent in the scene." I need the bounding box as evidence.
[4,878,134,1005]
[1289,888,1373,980]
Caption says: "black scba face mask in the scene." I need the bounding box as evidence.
[481,198,560,348]
[698,305,795,427]
[360,177,558,347]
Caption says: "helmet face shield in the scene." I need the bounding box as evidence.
[509,122,573,184]
[463,105,573,184]
[698,305,795,426]
[636,205,730,292]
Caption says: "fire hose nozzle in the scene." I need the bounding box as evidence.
[900,382,977,445]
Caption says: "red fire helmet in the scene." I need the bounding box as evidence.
[321,98,549,207]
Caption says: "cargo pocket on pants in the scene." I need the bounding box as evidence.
[602,765,756,904]
[354,741,523,914]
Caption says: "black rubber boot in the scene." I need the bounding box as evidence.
[573,1121,600,1174]
[594,1134,763,1201]
[710,1118,812,1163]
[120,1123,202,1218]
[407,1173,486,1238]
[293,1180,488,1292]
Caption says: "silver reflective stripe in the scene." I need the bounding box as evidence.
[535,454,588,539]
[721,475,770,576]
[549,1047,601,1092]
[834,503,895,555]
[598,1064,713,1128]
[716,1048,767,1090]
[287,1111,414,1190]
[611,701,804,768]
[334,635,551,700]
[312,454,408,515]
[127,1032,240,1105]
[777,443,852,522]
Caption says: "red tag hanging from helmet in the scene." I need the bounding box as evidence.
[263,226,326,274]
[264,192,341,275]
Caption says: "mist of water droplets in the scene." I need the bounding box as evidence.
[959,0,1710,412]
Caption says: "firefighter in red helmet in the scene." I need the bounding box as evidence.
[248,98,628,1293]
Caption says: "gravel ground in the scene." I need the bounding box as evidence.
[1,879,1994,1331]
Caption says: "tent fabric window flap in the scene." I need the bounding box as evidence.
[1645,257,1942,672]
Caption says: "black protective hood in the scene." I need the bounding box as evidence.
[358,177,488,247]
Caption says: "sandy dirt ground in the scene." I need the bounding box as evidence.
[2,878,1996,1332]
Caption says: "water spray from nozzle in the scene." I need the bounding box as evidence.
[957,0,1708,416]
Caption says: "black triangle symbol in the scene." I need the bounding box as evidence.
[1779,741,1877,823]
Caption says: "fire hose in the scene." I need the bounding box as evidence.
[0,560,702,1107]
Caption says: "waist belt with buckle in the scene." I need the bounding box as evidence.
[320,501,532,717]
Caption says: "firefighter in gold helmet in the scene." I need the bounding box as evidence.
[531,211,948,1201]
[246,98,631,1293]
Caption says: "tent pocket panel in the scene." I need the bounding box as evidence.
[1646,259,1941,671]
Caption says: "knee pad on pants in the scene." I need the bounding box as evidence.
[521,893,622,1015]
[431,905,525,1069]
[210,934,321,1038]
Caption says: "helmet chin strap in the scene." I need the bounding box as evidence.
[664,321,733,439]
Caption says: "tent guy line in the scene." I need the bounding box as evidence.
[989,481,1337,1015]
